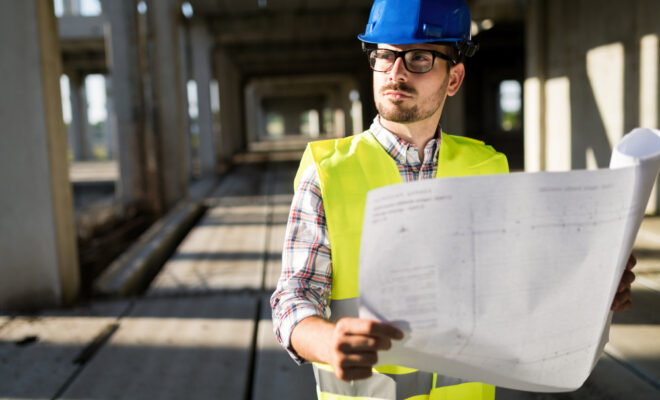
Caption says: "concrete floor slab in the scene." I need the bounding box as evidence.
[148,204,269,295]
[608,325,660,384]
[60,295,257,400]
[265,203,290,292]
[634,218,660,274]
[208,164,268,201]
[0,301,128,399]
[497,353,660,399]
[252,297,316,400]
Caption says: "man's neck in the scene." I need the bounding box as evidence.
[379,115,441,161]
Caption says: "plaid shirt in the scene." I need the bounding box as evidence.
[270,117,441,363]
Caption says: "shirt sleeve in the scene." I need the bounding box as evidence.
[270,163,332,364]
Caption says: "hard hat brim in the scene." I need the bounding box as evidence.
[357,33,464,45]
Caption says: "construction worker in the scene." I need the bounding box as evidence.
[271,0,637,398]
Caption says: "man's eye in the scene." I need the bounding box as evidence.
[410,52,432,62]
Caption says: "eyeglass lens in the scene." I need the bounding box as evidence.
[369,49,435,73]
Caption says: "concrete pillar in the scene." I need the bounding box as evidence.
[283,107,300,135]
[244,83,261,143]
[215,47,244,162]
[63,0,80,16]
[523,0,547,172]
[333,109,346,137]
[68,71,91,161]
[0,0,80,309]
[104,76,116,160]
[191,22,216,176]
[149,0,189,207]
[341,83,354,137]
[308,109,320,138]
[178,22,193,179]
[257,103,267,140]
[350,90,364,135]
[102,0,147,208]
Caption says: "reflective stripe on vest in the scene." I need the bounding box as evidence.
[296,131,508,400]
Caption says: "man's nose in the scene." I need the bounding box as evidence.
[388,56,408,81]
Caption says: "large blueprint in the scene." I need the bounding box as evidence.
[358,128,660,391]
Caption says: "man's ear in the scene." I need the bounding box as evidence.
[447,63,465,97]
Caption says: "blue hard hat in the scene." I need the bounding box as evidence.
[358,0,478,56]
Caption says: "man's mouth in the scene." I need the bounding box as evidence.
[381,84,415,100]
[383,90,412,100]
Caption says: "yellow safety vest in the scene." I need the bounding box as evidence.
[295,131,509,400]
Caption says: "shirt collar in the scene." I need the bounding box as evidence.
[368,116,441,165]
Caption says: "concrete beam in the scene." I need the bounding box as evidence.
[58,16,107,76]
[209,9,368,45]
[0,0,79,309]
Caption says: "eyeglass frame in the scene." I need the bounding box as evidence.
[365,47,457,74]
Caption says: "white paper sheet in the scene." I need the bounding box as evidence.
[358,128,660,392]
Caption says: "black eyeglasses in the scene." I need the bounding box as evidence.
[367,48,456,74]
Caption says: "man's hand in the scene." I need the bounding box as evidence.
[290,316,403,381]
[328,318,404,380]
[611,254,636,311]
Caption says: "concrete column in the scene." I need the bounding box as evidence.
[257,102,267,140]
[191,22,216,176]
[178,22,192,180]
[341,83,354,137]
[101,0,147,208]
[149,0,189,207]
[0,0,79,309]
[524,0,547,172]
[244,83,260,143]
[69,71,91,161]
[283,108,300,135]
[104,76,116,160]
[308,109,320,138]
[350,91,364,135]
[63,0,80,16]
[215,47,244,163]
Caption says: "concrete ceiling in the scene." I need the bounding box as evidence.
[189,0,373,80]
[189,0,374,16]
[186,0,526,80]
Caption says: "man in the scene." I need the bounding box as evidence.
[271,0,637,399]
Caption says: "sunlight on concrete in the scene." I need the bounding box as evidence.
[524,77,542,172]
[587,42,625,148]
[545,77,571,171]
[640,34,659,214]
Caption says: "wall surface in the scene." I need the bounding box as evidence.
[526,0,660,212]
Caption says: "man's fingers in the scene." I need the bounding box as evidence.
[337,335,392,352]
[338,351,379,368]
[336,367,373,381]
[618,269,636,293]
[615,299,632,311]
[626,254,637,270]
[611,288,632,311]
[336,318,404,340]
